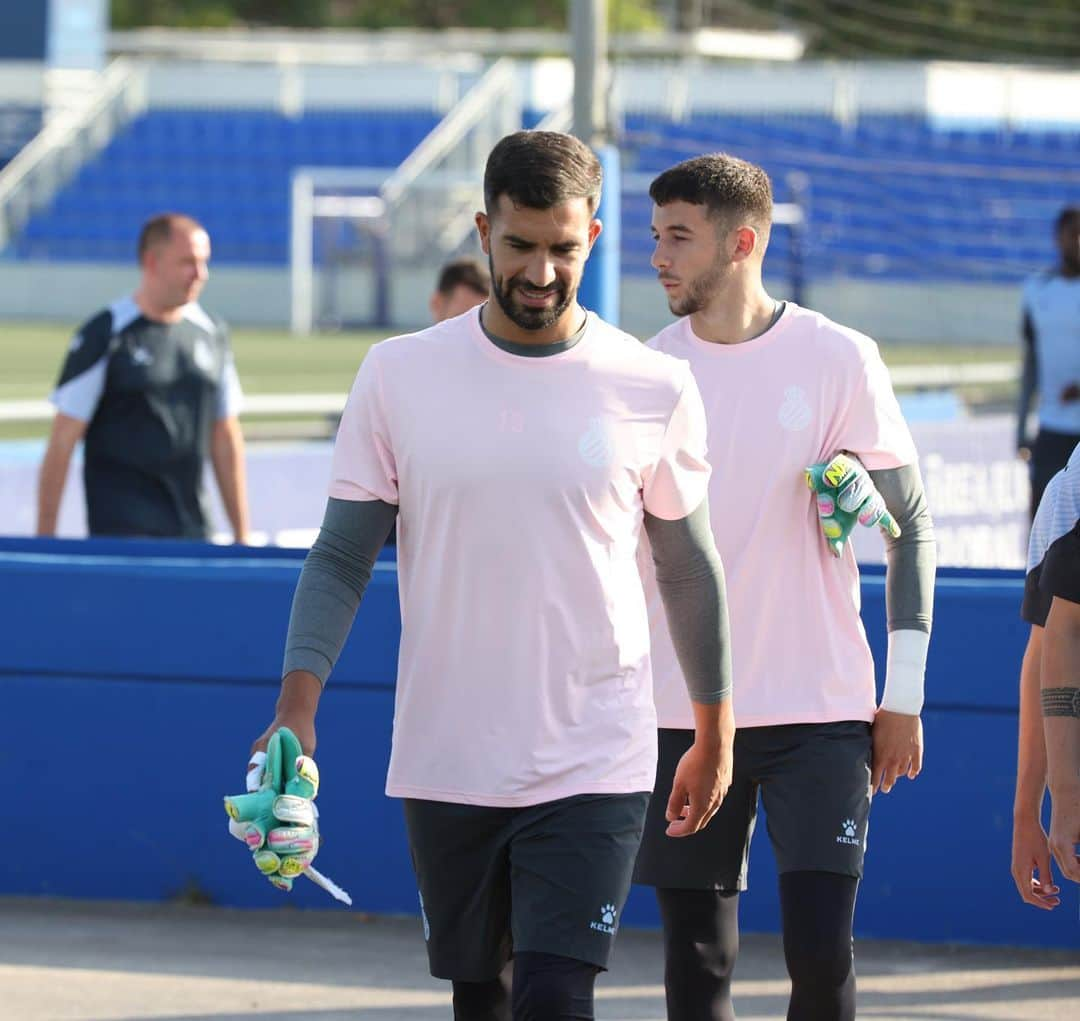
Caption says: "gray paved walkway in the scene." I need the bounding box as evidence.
[2,899,1077,1021]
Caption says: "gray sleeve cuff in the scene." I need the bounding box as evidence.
[282,497,398,684]
[643,498,733,704]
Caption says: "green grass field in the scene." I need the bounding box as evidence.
[0,324,384,402]
[0,321,1019,440]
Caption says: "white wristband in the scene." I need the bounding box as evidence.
[880,629,929,715]
[246,750,268,792]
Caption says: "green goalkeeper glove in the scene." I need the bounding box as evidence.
[805,453,901,558]
[224,727,352,904]
[225,726,320,890]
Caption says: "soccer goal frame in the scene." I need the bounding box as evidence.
[290,58,522,334]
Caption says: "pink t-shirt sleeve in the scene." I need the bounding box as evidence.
[328,348,399,504]
[642,367,711,520]
[834,342,918,471]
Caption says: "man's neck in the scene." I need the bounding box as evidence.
[689,280,778,346]
[133,288,186,324]
[480,300,587,346]
[1059,261,1080,280]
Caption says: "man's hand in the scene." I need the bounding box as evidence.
[666,735,732,837]
[226,726,321,891]
[806,453,900,558]
[1011,812,1060,910]
[871,709,923,794]
[251,671,322,758]
[1046,782,1080,884]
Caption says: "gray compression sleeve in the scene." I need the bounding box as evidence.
[282,497,398,684]
[643,499,733,704]
[867,464,936,634]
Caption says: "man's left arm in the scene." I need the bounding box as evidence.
[211,415,250,544]
[643,499,734,837]
[866,463,937,794]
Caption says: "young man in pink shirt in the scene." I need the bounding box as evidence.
[634,154,936,1021]
[240,132,735,1020]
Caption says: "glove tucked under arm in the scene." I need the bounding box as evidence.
[806,453,900,558]
[807,455,936,714]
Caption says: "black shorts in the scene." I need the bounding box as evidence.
[634,723,872,891]
[403,792,649,981]
[1031,427,1080,519]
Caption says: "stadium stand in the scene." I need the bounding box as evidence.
[9,104,1077,284]
[621,113,1080,283]
[14,108,440,263]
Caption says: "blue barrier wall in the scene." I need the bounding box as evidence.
[2,539,1075,949]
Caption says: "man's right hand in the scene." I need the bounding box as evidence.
[665,735,732,838]
[1011,812,1060,909]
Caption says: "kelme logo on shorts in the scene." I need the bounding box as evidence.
[836,818,860,847]
[589,903,618,935]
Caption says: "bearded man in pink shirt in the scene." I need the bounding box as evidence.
[239,132,737,1021]
[633,154,937,1021]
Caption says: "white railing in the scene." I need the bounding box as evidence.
[379,56,520,257]
[0,363,1019,425]
[0,59,148,252]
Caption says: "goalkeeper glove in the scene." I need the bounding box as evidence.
[225,726,320,890]
[805,453,901,558]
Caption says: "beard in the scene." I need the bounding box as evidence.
[489,254,573,331]
[663,259,730,317]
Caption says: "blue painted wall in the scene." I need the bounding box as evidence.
[2,540,1074,948]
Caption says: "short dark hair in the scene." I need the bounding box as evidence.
[436,257,490,297]
[483,131,602,216]
[137,213,206,261]
[1055,205,1080,232]
[650,154,773,241]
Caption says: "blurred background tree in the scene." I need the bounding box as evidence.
[110,0,1079,60]
[110,0,661,32]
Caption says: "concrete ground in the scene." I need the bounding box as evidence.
[3,899,1077,1021]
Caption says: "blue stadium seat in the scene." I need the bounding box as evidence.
[11,107,1077,279]
[12,106,442,264]
[618,112,1078,283]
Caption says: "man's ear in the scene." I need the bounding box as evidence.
[587,219,603,252]
[475,212,491,255]
[731,225,759,262]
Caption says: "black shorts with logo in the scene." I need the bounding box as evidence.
[403,791,650,981]
[634,723,872,891]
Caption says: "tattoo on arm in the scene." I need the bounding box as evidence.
[1041,687,1080,718]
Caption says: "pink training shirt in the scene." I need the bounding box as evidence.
[641,303,918,730]
[330,307,711,806]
